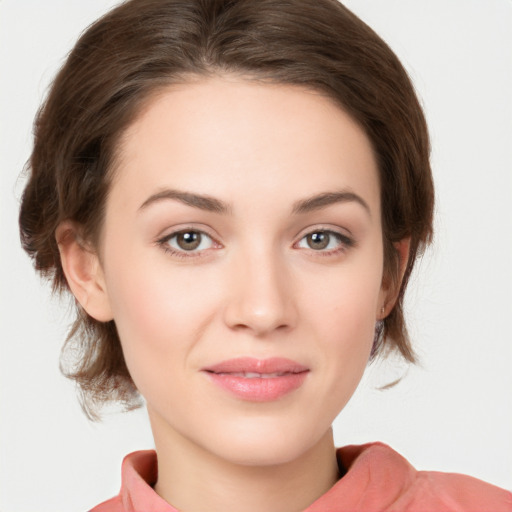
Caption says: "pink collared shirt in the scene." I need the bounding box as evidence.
[90,442,512,512]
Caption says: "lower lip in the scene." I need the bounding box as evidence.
[205,372,309,402]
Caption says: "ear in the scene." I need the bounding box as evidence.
[55,221,114,322]
[378,237,411,318]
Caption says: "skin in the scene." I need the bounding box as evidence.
[58,76,407,512]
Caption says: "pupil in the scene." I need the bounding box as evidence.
[177,231,201,250]
[308,232,329,250]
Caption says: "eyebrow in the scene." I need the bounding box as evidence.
[292,191,371,216]
[138,189,231,214]
[138,188,370,216]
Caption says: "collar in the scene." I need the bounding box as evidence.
[117,442,416,511]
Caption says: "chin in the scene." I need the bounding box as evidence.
[197,416,332,468]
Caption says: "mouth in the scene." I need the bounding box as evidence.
[213,371,293,378]
[201,357,309,402]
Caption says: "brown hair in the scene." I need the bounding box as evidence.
[19,0,434,419]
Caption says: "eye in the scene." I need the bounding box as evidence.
[296,230,352,252]
[161,229,215,253]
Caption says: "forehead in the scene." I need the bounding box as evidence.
[110,76,380,215]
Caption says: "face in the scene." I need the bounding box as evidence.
[95,77,388,466]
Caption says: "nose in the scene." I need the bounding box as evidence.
[223,249,298,336]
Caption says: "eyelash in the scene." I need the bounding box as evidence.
[157,229,220,260]
[156,227,355,260]
[294,229,355,257]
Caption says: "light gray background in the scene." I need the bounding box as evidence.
[1,1,511,511]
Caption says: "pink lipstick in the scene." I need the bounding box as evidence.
[202,357,309,401]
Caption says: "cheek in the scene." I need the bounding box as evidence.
[300,254,383,377]
[312,291,377,416]
[103,253,220,376]
[305,254,383,332]
[107,273,175,388]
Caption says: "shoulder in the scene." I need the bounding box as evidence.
[403,469,512,512]
[89,494,123,512]
[332,442,512,512]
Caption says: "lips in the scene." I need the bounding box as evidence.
[202,357,309,402]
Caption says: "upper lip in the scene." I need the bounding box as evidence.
[202,357,309,375]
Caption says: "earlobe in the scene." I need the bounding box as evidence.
[55,221,114,322]
[379,237,411,318]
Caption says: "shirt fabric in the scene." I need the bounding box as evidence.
[89,442,512,512]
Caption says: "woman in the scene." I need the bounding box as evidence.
[14,0,512,510]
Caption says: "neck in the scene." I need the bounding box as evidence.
[150,414,339,512]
